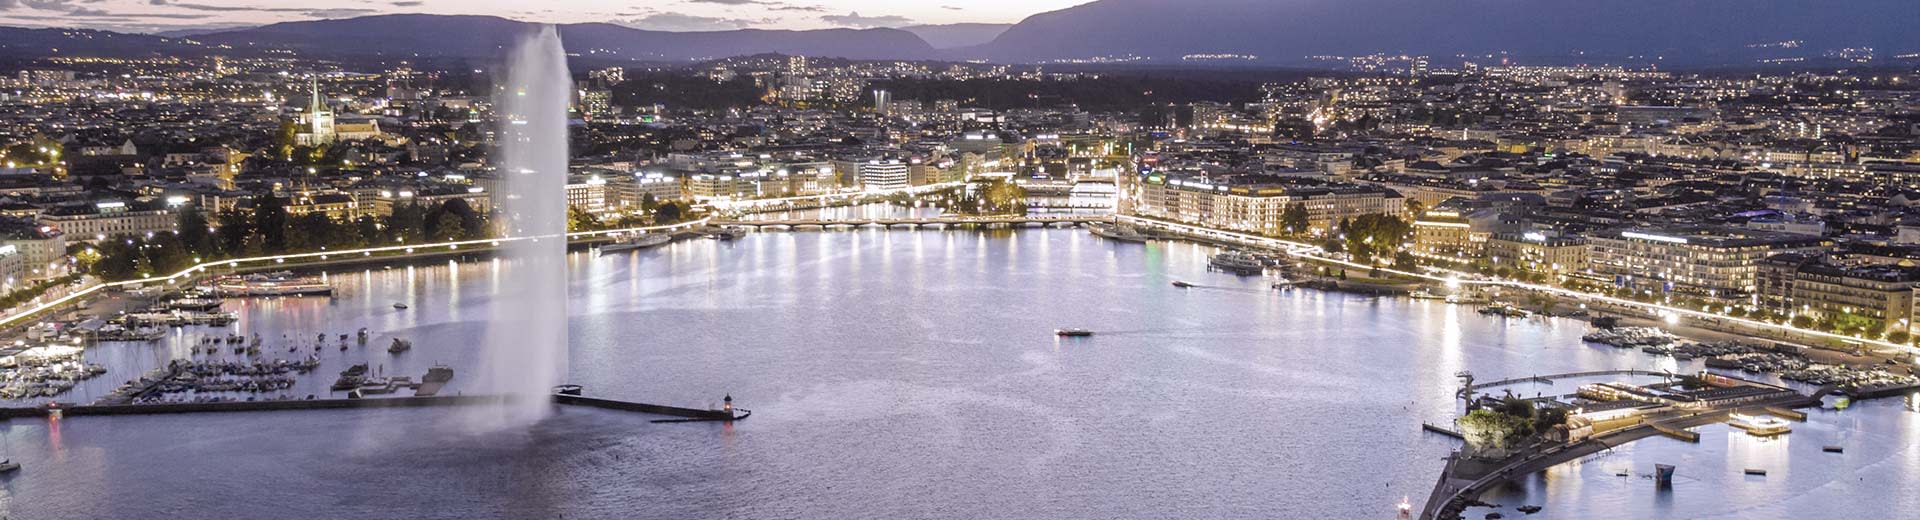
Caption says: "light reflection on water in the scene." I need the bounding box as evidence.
[0,228,1914,519]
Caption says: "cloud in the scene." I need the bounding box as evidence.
[166,2,375,16]
[683,0,761,4]
[622,13,761,32]
[819,11,912,28]
[941,5,963,10]
[768,3,824,12]
[0,0,85,10]
[391,0,422,6]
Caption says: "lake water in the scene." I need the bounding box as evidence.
[2,228,1915,519]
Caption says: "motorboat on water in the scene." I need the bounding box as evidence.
[1208,251,1265,275]
[1171,281,1195,288]
[599,233,673,255]
[1087,222,1148,243]
[388,338,412,354]
[215,271,333,297]
[1055,328,1094,337]
[706,227,747,240]
[392,303,409,310]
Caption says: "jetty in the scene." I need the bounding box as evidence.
[4,389,750,423]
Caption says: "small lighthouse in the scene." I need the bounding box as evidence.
[722,394,733,414]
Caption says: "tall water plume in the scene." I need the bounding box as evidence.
[478,25,570,427]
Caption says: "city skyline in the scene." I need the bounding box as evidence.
[0,0,1081,34]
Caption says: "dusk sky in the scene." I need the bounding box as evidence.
[0,0,1085,34]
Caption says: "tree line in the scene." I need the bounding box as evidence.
[88,195,490,281]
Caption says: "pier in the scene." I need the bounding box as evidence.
[3,392,749,422]
[1419,374,1817,520]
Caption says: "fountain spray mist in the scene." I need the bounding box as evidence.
[477,25,570,427]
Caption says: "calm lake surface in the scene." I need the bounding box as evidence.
[2,227,1915,519]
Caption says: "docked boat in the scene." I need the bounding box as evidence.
[1729,413,1791,437]
[215,271,333,297]
[1055,328,1094,337]
[599,233,673,255]
[332,363,370,390]
[388,338,412,354]
[1408,289,1447,300]
[1087,222,1148,243]
[164,294,225,311]
[424,365,455,383]
[1479,304,1530,318]
[1208,251,1265,275]
[707,227,747,240]
[0,460,18,473]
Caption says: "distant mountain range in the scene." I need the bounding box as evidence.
[0,14,935,62]
[900,23,1012,50]
[3,2,1916,68]
[963,0,1919,66]
[188,15,936,62]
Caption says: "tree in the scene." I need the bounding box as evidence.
[252,194,290,252]
[1790,315,1815,329]
[1457,409,1532,456]
[1887,331,1911,345]
[654,202,683,224]
[389,202,428,242]
[176,206,214,257]
[429,212,467,241]
[1342,214,1412,264]
[215,210,252,256]
[567,205,603,232]
[1279,203,1310,236]
[1533,407,1568,433]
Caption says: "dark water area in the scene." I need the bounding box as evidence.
[3,229,1914,519]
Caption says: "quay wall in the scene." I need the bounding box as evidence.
[1,394,733,420]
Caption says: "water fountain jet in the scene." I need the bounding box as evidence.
[473,24,570,428]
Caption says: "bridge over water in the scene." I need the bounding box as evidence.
[718,214,1111,230]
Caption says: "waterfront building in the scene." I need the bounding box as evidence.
[0,244,25,290]
[1134,173,1403,235]
[854,160,910,191]
[1758,253,1919,335]
[36,201,173,243]
[284,193,360,219]
[1485,232,1588,278]
[611,173,684,208]
[0,218,67,281]
[1587,226,1831,299]
[566,174,610,214]
[1412,208,1477,260]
